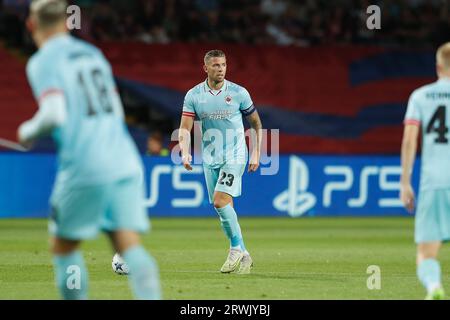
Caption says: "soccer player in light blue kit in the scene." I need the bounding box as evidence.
[17,0,161,300]
[179,50,263,274]
[401,42,450,300]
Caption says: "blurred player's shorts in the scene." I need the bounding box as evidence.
[48,175,150,240]
[415,189,450,243]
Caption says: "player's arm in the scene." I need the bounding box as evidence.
[178,115,194,171]
[245,110,263,172]
[17,92,67,148]
[400,123,420,213]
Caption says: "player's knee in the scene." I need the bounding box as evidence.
[213,192,233,209]
[109,230,141,254]
[417,243,441,263]
[417,251,438,262]
[213,196,229,209]
[51,237,80,255]
[213,199,224,209]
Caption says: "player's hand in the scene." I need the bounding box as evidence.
[400,183,415,213]
[248,152,260,173]
[182,153,193,171]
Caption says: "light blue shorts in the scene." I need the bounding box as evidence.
[415,189,450,244]
[203,164,246,203]
[49,175,149,240]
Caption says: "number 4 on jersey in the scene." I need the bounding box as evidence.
[426,105,448,143]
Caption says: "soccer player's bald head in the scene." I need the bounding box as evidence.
[437,42,450,74]
[29,0,67,30]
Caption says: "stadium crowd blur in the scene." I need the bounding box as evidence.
[1,0,449,49]
[0,0,449,154]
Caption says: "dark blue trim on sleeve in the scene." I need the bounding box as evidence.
[241,104,256,116]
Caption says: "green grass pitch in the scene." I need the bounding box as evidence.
[0,217,448,300]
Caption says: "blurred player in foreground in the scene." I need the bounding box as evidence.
[179,50,263,274]
[18,0,161,300]
[401,42,450,300]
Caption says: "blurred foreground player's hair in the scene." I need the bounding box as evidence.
[18,0,161,300]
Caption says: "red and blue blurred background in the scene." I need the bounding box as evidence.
[0,0,447,217]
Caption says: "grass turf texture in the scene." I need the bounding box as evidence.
[0,217,447,300]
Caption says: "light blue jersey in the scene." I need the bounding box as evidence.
[182,79,256,168]
[26,34,142,188]
[405,78,450,192]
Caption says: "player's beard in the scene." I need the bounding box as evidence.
[213,74,225,85]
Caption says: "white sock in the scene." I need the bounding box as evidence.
[427,282,442,293]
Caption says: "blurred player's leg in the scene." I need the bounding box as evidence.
[52,238,88,300]
[414,189,450,299]
[109,231,161,300]
[49,183,109,300]
[417,242,444,300]
[104,176,161,299]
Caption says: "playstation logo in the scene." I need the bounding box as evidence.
[273,156,317,217]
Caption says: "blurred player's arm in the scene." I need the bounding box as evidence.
[18,92,66,148]
[179,115,194,171]
[400,123,420,213]
[245,110,263,172]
